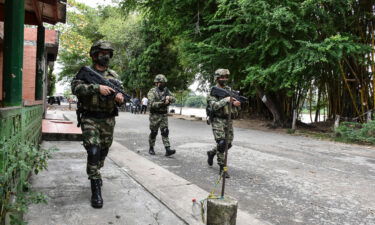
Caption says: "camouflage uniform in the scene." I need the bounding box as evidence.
[72,67,119,180]
[148,74,176,156]
[71,40,122,209]
[207,69,240,177]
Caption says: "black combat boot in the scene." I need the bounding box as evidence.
[149,147,155,155]
[165,146,176,156]
[207,151,215,166]
[98,178,102,187]
[90,179,103,208]
[220,166,230,178]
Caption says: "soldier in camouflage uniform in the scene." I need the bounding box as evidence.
[147,74,176,156]
[206,69,241,178]
[71,40,124,208]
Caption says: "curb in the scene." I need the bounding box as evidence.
[42,132,82,141]
[109,141,267,225]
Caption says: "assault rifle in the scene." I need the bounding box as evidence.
[158,87,171,105]
[75,66,131,127]
[76,66,131,102]
[210,86,248,104]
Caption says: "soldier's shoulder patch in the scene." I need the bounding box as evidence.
[108,69,119,78]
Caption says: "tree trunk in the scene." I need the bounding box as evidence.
[315,88,321,122]
[256,88,286,127]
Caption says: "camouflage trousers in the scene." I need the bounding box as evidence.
[81,116,115,179]
[149,113,170,148]
[209,117,233,166]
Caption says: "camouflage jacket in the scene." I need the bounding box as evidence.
[71,66,120,114]
[207,85,240,119]
[147,87,175,114]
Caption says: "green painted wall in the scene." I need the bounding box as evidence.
[0,105,43,224]
[0,105,42,176]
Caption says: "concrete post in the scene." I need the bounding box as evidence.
[292,109,297,130]
[207,196,238,225]
[334,115,340,130]
[3,0,25,106]
[367,111,372,123]
[35,25,45,100]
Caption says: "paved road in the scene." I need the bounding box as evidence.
[110,112,375,225]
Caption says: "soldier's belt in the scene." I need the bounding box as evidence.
[150,112,168,115]
[213,115,229,119]
[83,111,116,119]
[150,110,168,114]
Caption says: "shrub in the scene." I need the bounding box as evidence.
[184,96,207,108]
[0,143,55,224]
[335,121,375,144]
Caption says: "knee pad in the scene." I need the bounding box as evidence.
[100,148,109,161]
[216,139,226,153]
[161,128,169,137]
[87,146,100,165]
[150,130,158,139]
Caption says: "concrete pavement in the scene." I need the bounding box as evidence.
[24,141,186,225]
[43,110,82,141]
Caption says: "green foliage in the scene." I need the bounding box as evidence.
[63,88,72,99]
[184,95,207,108]
[58,0,373,125]
[119,0,373,125]
[57,1,98,83]
[47,67,56,96]
[174,90,190,105]
[0,143,55,224]
[335,121,375,145]
[58,2,194,95]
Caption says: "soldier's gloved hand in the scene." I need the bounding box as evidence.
[99,85,115,96]
[115,93,124,103]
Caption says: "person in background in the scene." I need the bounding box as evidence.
[141,96,148,114]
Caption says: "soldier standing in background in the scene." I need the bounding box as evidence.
[71,40,124,208]
[147,74,176,156]
[206,69,241,178]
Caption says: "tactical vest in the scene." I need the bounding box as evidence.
[210,86,239,119]
[149,87,171,114]
[78,68,117,114]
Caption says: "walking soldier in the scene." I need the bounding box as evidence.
[71,40,124,208]
[147,74,176,156]
[206,69,241,178]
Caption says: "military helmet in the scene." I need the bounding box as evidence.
[154,74,168,83]
[89,40,114,58]
[214,68,230,80]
